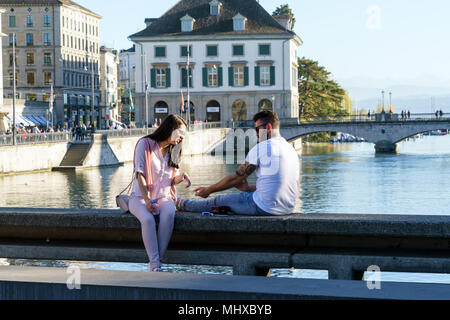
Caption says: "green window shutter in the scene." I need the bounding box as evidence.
[189,68,193,88]
[165,68,171,88]
[233,45,244,56]
[255,66,260,86]
[150,69,156,88]
[270,66,275,86]
[207,45,217,57]
[218,67,223,87]
[155,47,165,57]
[244,67,249,86]
[203,67,208,87]
[181,68,187,88]
[259,45,270,55]
[228,67,234,87]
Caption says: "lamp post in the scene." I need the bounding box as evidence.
[143,52,149,129]
[90,45,96,128]
[12,33,16,145]
[186,44,191,127]
[389,92,392,113]
[381,90,385,112]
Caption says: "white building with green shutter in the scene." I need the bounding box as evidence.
[129,0,302,126]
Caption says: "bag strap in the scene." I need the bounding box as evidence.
[120,137,153,196]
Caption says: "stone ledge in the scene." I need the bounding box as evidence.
[0,208,449,238]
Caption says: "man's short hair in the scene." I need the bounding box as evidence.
[253,110,280,129]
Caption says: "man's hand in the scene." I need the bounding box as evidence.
[194,187,212,199]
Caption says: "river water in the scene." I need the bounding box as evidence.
[1,135,450,283]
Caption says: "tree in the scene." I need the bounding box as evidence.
[272,4,296,28]
[297,57,349,120]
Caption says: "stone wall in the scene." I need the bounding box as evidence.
[0,142,68,174]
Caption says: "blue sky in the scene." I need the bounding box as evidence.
[76,0,450,101]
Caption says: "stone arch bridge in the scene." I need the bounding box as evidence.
[279,119,450,153]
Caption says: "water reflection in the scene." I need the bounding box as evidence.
[1,135,450,215]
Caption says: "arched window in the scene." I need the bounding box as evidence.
[154,101,169,122]
[206,100,220,122]
[232,99,247,121]
[258,99,273,112]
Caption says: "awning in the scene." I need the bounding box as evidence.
[5,115,46,127]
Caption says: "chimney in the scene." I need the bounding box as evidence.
[145,18,157,27]
[272,14,292,31]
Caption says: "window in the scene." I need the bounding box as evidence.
[9,34,16,46]
[26,94,38,101]
[210,0,222,15]
[155,47,166,58]
[9,73,18,86]
[27,52,35,65]
[44,15,51,27]
[233,13,247,31]
[208,67,218,87]
[9,53,17,66]
[181,46,192,57]
[207,45,218,57]
[259,44,271,56]
[26,33,34,46]
[234,66,244,86]
[26,15,33,28]
[181,67,193,88]
[44,33,52,45]
[27,72,35,86]
[156,69,166,88]
[260,66,270,86]
[44,53,52,65]
[180,14,195,32]
[233,45,244,56]
[9,16,16,28]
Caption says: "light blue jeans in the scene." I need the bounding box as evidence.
[182,192,272,216]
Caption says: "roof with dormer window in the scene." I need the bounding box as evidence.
[130,0,297,39]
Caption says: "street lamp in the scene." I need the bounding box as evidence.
[381,90,385,112]
[12,33,17,145]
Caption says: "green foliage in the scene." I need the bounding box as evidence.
[297,57,351,142]
[272,4,296,28]
[298,57,350,120]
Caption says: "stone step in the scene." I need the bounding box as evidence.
[59,143,91,167]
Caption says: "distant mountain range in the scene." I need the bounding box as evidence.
[344,85,450,114]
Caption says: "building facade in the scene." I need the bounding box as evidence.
[1,0,102,128]
[99,45,120,128]
[0,9,8,132]
[129,0,302,126]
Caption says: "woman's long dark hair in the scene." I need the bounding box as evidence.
[145,114,187,168]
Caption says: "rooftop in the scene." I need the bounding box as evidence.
[0,0,101,18]
[130,0,298,39]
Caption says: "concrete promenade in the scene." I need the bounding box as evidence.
[0,266,449,300]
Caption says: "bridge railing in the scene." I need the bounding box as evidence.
[0,132,74,146]
[299,113,450,124]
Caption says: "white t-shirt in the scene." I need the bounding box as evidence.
[245,137,300,215]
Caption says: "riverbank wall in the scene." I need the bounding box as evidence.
[0,128,232,175]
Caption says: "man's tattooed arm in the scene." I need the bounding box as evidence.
[236,163,257,178]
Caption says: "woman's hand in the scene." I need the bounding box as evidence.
[145,199,156,213]
[173,173,192,188]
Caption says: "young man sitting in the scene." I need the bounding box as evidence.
[177,111,300,216]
